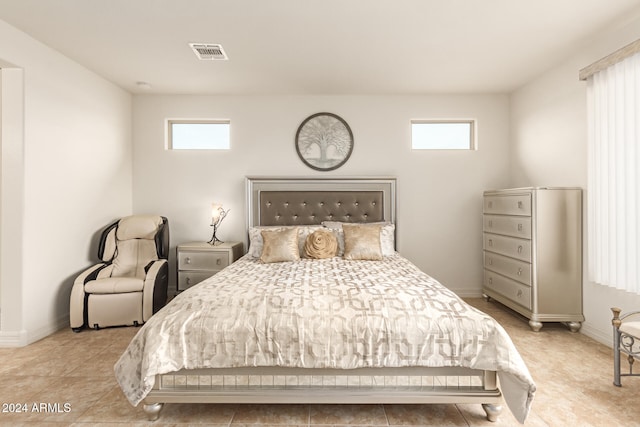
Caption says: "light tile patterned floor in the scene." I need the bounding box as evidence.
[0,298,637,426]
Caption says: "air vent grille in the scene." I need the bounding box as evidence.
[189,43,228,60]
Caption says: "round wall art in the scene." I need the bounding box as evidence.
[295,112,354,171]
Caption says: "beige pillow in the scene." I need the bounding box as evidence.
[343,224,383,260]
[260,227,300,263]
[322,221,395,256]
[248,225,323,258]
[304,229,338,259]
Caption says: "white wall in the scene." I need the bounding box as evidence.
[0,20,133,345]
[133,94,510,296]
[509,9,640,344]
[0,67,25,338]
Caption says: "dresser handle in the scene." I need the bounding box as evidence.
[517,289,523,297]
[488,201,493,208]
[517,245,523,253]
[488,220,493,228]
[185,257,191,264]
[517,268,522,276]
[517,224,523,232]
[488,258,493,265]
[488,239,493,247]
[186,277,191,285]
[517,201,523,209]
[488,277,493,284]
[217,258,222,265]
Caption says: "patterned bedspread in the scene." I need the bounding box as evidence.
[115,254,535,422]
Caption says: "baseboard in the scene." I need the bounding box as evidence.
[27,313,69,345]
[0,329,28,347]
[0,312,69,347]
[580,322,612,348]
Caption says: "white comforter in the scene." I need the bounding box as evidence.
[115,254,535,422]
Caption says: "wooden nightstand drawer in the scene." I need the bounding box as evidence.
[178,251,230,270]
[178,271,215,290]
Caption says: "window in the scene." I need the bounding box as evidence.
[167,119,230,150]
[411,120,476,150]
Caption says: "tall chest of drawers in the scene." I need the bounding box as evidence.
[482,187,583,332]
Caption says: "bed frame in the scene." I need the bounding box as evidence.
[142,177,503,422]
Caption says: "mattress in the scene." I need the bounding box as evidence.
[115,254,535,421]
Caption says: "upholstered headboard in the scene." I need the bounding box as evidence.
[245,177,397,228]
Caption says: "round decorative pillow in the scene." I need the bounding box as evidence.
[304,229,338,259]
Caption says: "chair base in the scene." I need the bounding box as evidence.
[88,292,143,329]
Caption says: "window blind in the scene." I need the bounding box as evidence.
[587,50,640,293]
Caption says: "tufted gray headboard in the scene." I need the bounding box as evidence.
[246,177,397,228]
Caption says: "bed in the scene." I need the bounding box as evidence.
[115,176,535,423]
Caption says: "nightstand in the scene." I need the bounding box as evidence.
[176,241,243,291]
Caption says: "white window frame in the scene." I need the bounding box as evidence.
[167,119,231,150]
[411,119,476,150]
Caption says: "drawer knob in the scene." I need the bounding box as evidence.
[488,220,493,228]
[517,201,523,209]
[185,257,191,264]
[517,289,523,297]
[488,239,493,247]
[186,277,191,285]
[517,268,522,276]
[517,223,523,232]
[488,277,493,284]
[488,258,493,265]
[517,245,523,253]
[217,258,222,265]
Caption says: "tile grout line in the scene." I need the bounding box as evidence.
[453,403,471,427]
[381,403,391,426]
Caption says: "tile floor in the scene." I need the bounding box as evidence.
[0,298,638,426]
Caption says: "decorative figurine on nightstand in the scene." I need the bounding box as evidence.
[208,202,229,245]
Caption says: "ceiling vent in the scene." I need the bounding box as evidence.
[189,43,228,60]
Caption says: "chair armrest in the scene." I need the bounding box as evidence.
[70,263,107,329]
[612,308,640,331]
[142,259,169,321]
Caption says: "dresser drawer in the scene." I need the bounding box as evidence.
[484,270,532,310]
[484,252,532,286]
[483,215,532,239]
[178,271,215,290]
[178,251,230,270]
[484,194,531,216]
[483,233,531,261]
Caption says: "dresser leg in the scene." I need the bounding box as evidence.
[566,321,581,333]
[143,402,163,421]
[482,294,491,302]
[482,403,502,422]
[528,320,543,332]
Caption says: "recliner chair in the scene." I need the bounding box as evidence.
[70,215,169,331]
